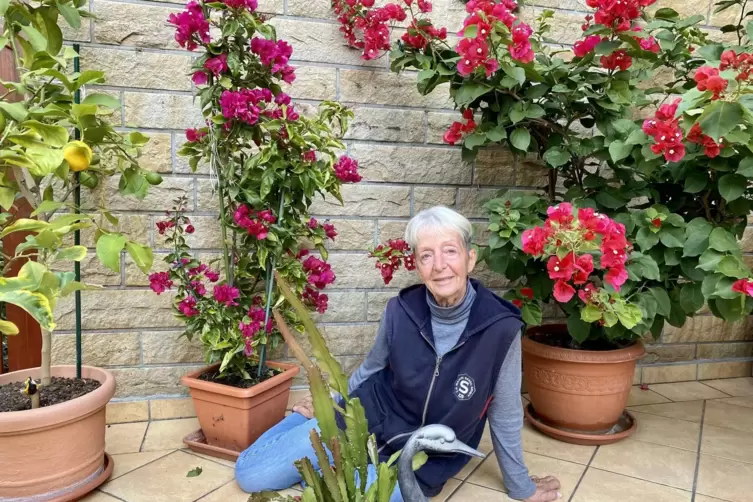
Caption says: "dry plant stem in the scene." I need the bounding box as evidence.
[41,328,51,385]
[11,167,38,208]
[272,309,315,372]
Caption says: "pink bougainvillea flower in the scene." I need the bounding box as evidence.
[547,202,574,226]
[333,155,362,183]
[547,252,576,281]
[205,269,220,282]
[192,71,209,85]
[694,66,728,99]
[178,296,199,317]
[553,280,576,303]
[522,226,549,256]
[520,287,534,300]
[605,265,629,290]
[205,54,229,76]
[149,272,173,294]
[213,284,240,307]
[185,128,207,142]
[573,34,602,57]
[167,1,210,51]
[578,283,598,303]
[732,278,753,297]
[572,254,594,285]
[323,222,337,240]
[600,49,632,71]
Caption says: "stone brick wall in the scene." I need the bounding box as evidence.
[52,0,752,403]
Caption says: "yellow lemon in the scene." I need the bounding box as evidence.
[63,141,93,172]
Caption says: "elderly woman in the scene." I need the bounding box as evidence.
[236,206,561,502]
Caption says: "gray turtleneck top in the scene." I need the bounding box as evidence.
[348,282,537,500]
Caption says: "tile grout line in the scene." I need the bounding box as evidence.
[183,449,240,470]
[690,400,708,502]
[567,446,599,502]
[697,381,735,398]
[138,421,151,452]
[193,478,234,501]
[107,450,174,482]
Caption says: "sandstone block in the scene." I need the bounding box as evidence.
[414,187,457,212]
[61,19,91,42]
[285,66,337,101]
[142,330,204,364]
[52,252,121,286]
[82,175,192,212]
[663,316,753,343]
[698,361,753,380]
[377,220,407,242]
[296,324,378,356]
[471,261,510,288]
[457,188,501,218]
[102,132,173,174]
[52,332,141,366]
[345,107,425,143]
[54,290,181,330]
[81,88,122,126]
[268,18,381,67]
[340,70,453,109]
[80,214,150,248]
[124,92,204,130]
[312,292,367,322]
[350,144,470,184]
[697,342,753,360]
[149,398,197,419]
[740,227,753,252]
[535,8,583,45]
[708,1,736,27]
[529,0,589,10]
[367,292,395,321]
[642,364,698,384]
[516,158,550,187]
[126,252,171,286]
[80,47,192,91]
[426,112,457,145]
[94,1,183,49]
[475,147,516,186]
[338,354,366,377]
[197,179,220,212]
[110,365,201,398]
[642,344,697,365]
[106,401,149,424]
[472,222,492,247]
[287,0,336,18]
[322,219,375,251]
[310,185,412,217]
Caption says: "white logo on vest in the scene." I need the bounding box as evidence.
[454,374,476,401]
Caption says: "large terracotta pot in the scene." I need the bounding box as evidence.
[0,365,115,500]
[181,361,300,452]
[522,325,645,434]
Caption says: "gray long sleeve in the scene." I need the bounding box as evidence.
[488,333,536,500]
[348,316,390,394]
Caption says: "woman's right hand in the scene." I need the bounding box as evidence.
[291,392,314,419]
[524,476,561,501]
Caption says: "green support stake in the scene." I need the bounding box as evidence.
[73,43,83,380]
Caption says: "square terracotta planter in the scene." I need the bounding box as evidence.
[181,361,300,454]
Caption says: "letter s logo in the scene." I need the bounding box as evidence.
[454,374,476,401]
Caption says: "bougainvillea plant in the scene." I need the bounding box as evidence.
[0,0,157,385]
[152,0,359,380]
[359,0,753,347]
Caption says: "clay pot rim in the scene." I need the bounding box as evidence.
[0,365,115,434]
[522,332,646,364]
[524,404,638,446]
[181,360,300,398]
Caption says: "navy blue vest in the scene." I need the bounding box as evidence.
[350,279,523,496]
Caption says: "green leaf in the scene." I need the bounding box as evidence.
[186,467,202,477]
[684,218,713,257]
[20,25,47,52]
[486,127,506,142]
[659,227,685,248]
[595,40,622,55]
[0,102,28,122]
[617,303,642,329]
[60,280,96,297]
[417,69,436,83]
[125,242,154,275]
[55,245,87,261]
[682,257,706,281]
[509,128,530,151]
[594,189,627,209]
[708,227,739,253]
[738,157,753,177]
[0,290,55,330]
[464,132,487,149]
[630,252,661,280]
[510,102,526,124]
[96,233,126,273]
[543,147,570,167]
[581,304,603,323]
[567,315,591,343]
[0,0,9,16]
[609,140,633,163]
[637,227,660,251]
[31,200,65,216]
[684,172,708,193]
[698,249,725,271]
[57,2,81,29]
[715,296,746,321]
[697,101,744,141]
[521,302,542,326]
[626,129,649,145]
[680,282,705,314]
[650,287,671,317]
[718,174,747,202]
[81,93,121,109]
[486,251,509,274]
[717,255,748,279]
[118,168,149,200]
[0,218,51,238]
[454,83,491,107]
[0,320,19,336]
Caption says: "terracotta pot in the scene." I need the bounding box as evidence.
[181,361,300,452]
[522,325,645,434]
[0,365,115,499]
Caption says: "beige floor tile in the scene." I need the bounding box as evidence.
[452,456,484,480]
[105,422,149,455]
[629,411,700,451]
[150,397,196,420]
[287,389,310,410]
[694,496,732,502]
[521,420,596,464]
[701,423,753,464]
[110,450,173,479]
[697,454,753,502]
[449,482,515,501]
[184,449,237,468]
[141,417,201,451]
[570,468,692,502]
[704,400,753,434]
[591,439,697,490]
[79,491,121,501]
[701,377,753,397]
[477,424,493,454]
[627,400,704,423]
[713,396,753,409]
[431,478,461,501]
[198,480,300,501]
[648,382,728,402]
[627,387,671,406]
[101,450,234,502]
[106,401,149,424]
[466,452,585,500]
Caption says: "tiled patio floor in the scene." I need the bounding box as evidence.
[84,378,753,502]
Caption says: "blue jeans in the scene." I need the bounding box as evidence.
[235,412,403,502]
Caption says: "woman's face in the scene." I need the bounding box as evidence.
[415,228,477,306]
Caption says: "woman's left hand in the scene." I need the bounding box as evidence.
[523,476,561,501]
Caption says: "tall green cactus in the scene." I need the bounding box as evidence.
[248,273,425,502]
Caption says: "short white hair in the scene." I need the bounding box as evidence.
[404,206,473,251]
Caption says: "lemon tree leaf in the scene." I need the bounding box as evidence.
[96,233,126,273]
